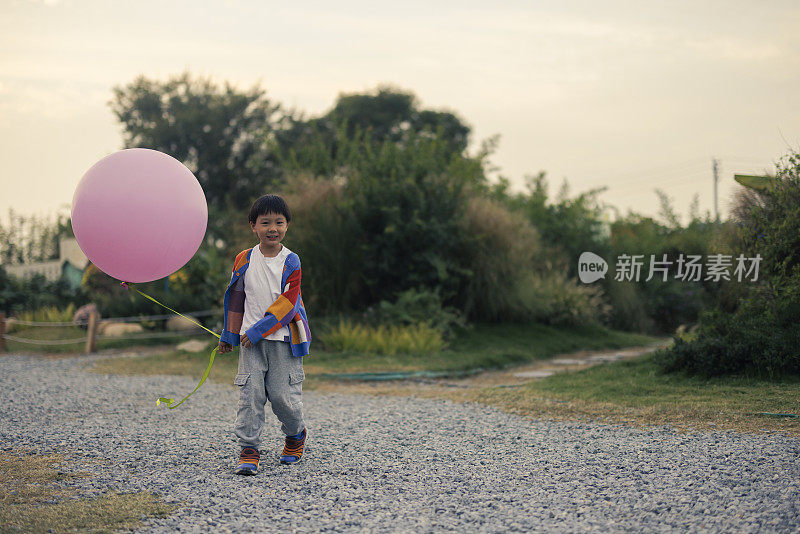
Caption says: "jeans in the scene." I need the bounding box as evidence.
[233,339,305,449]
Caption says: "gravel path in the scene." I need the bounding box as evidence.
[2,352,799,533]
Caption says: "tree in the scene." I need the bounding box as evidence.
[288,85,472,161]
[110,72,288,215]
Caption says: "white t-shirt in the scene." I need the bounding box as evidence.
[240,244,292,341]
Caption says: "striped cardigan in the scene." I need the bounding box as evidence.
[220,247,311,357]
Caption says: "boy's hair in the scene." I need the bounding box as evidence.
[249,194,292,224]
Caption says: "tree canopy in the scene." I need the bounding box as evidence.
[110,72,288,212]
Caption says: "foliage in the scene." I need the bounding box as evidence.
[279,127,483,313]
[281,122,612,326]
[166,244,232,310]
[280,174,364,314]
[657,302,799,379]
[605,207,724,334]
[601,280,655,333]
[455,195,542,321]
[13,304,76,324]
[0,267,86,316]
[515,271,610,327]
[367,288,466,337]
[104,75,635,330]
[487,171,731,334]
[490,172,612,278]
[80,256,222,322]
[345,134,475,304]
[320,318,444,354]
[294,85,471,159]
[656,150,800,379]
[0,209,72,265]
[109,71,291,241]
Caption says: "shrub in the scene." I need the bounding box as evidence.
[515,271,610,327]
[278,128,481,313]
[81,258,221,322]
[605,212,724,334]
[367,288,466,337]
[656,150,800,379]
[455,196,541,321]
[603,280,655,333]
[656,301,800,379]
[0,268,86,316]
[281,174,364,315]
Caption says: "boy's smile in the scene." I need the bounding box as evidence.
[251,212,288,257]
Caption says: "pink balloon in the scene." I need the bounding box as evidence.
[71,148,208,283]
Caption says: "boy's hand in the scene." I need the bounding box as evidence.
[218,341,232,354]
[240,333,253,348]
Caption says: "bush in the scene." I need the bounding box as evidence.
[656,150,800,379]
[603,280,655,333]
[280,127,483,314]
[605,212,724,334]
[0,268,86,316]
[81,253,223,323]
[656,301,800,379]
[367,288,466,337]
[516,271,610,327]
[455,196,541,321]
[282,174,364,315]
[14,304,77,324]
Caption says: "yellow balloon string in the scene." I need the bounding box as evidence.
[156,347,218,409]
[122,282,223,409]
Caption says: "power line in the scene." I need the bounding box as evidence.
[600,170,709,198]
[574,158,708,189]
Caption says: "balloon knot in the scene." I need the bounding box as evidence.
[120,282,130,290]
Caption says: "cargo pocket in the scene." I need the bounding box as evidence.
[234,372,251,406]
[288,369,305,406]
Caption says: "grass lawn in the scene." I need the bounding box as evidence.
[0,449,177,533]
[87,322,657,381]
[453,349,800,436]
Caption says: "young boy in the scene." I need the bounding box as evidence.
[218,194,311,475]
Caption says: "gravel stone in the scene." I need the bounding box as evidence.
[1,352,798,533]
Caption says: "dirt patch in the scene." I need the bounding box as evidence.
[0,448,177,533]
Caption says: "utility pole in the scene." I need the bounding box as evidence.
[712,158,719,221]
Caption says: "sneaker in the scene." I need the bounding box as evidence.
[235,447,260,475]
[280,428,306,464]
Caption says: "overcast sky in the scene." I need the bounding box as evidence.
[1,0,798,226]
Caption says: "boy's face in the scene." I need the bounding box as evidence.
[250,212,289,247]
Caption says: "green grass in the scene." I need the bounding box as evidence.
[311,322,656,375]
[470,349,800,435]
[533,349,800,407]
[87,322,659,383]
[445,322,655,370]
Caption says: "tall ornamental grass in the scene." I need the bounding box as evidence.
[322,319,444,355]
